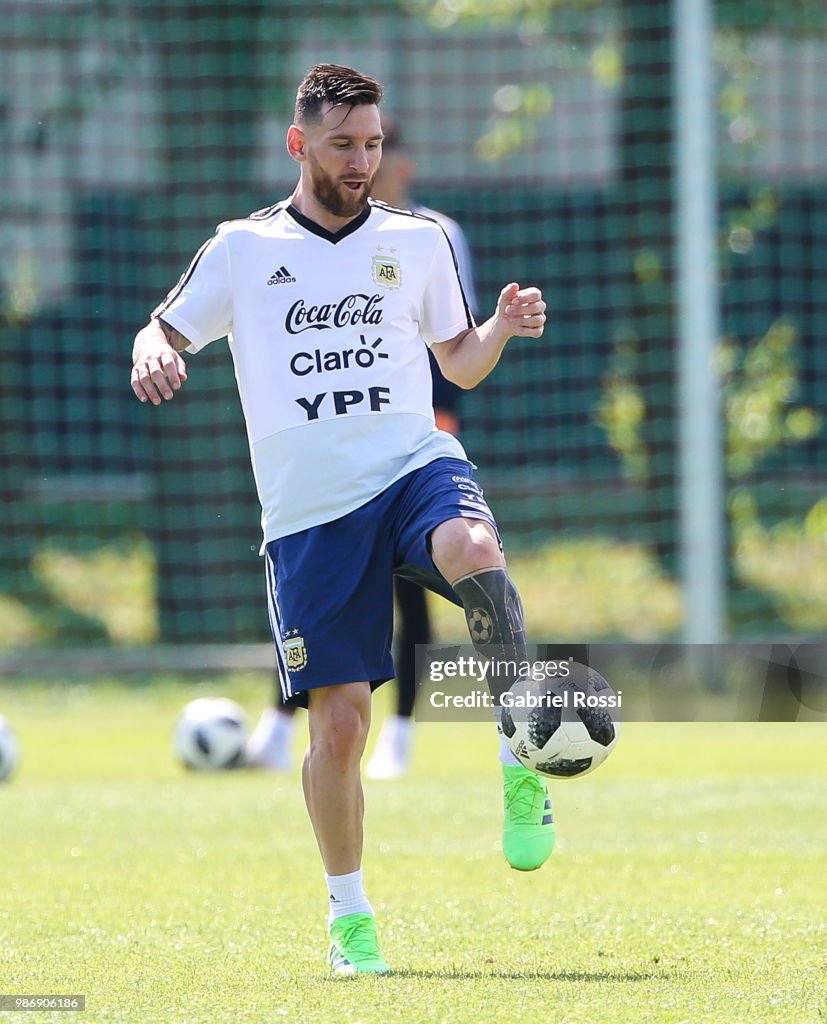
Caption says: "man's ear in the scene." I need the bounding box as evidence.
[286,124,306,163]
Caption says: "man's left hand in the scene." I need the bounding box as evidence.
[496,282,546,339]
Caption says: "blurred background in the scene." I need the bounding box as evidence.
[1,0,826,667]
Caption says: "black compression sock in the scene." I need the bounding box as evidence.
[452,567,527,703]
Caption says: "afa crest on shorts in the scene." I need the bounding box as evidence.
[372,250,402,290]
[283,633,308,671]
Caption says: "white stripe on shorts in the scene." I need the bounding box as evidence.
[264,549,292,702]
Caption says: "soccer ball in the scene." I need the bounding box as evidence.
[0,715,19,782]
[500,662,620,779]
[173,697,248,771]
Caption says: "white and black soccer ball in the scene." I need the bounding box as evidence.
[0,715,20,782]
[500,663,620,779]
[173,697,248,771]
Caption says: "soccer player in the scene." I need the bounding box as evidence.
[131,64,553,976]
[245,116,478,781]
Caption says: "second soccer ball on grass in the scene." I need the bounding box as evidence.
[173,697,249,772]
[0,714,19,782]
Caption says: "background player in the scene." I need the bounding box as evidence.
[130,64,550,976]
[245,117,479,781]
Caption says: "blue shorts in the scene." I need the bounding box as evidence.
[264,457,499,707]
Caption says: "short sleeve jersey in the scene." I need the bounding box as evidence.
[413,204,478,414]
[152,199,474,543]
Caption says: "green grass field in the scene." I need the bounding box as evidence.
[1,677,825,1024]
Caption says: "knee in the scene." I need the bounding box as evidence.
[432,519,503,584]
[309,686,371,767]
[457,530,502,573]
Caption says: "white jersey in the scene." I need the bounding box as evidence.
[152,199,474,543]
[413,204,478,316]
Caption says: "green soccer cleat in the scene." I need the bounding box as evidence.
[502,764,556,871]
[328,913,390,976]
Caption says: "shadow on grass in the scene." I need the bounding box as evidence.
[380,968,672,983]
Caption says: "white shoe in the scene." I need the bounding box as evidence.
[245,708,293,772]
[365,715,413,780]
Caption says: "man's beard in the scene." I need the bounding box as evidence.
[310,160,373,219]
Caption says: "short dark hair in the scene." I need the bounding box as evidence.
[294,63,383,124]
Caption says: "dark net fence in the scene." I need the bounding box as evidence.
[1,0,826,652]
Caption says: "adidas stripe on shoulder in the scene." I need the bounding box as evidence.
[217,201,289,231]
[247,201,288,222]
[369,198,438,223]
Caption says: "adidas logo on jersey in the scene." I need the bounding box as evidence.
[267,266,297,285]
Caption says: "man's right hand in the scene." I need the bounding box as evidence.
[131,319,189,405]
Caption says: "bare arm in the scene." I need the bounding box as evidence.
[130,317,190,405]
[430,283,546,390]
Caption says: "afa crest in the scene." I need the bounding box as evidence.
[283,634,308,671]
[372,253,402,290]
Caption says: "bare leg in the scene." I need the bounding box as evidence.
[304,682,371,874]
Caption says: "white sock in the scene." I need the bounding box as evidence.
[383,714,413,752]
[272,708,295,741]
[494,706,520,766]
[250,706,293,743]
[498,731,521,766]
[388,713,413,736]
[325,869,374,923]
